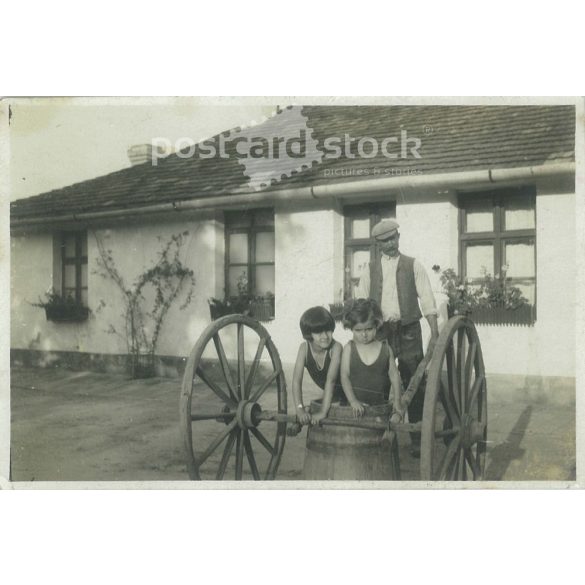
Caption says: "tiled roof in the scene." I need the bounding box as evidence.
[11,105,576,220]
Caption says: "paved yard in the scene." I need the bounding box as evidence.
[9,366,576,483]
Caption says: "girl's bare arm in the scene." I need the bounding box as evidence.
[312,342,342,423]
[340,343,365,417]
[291,343,311,424]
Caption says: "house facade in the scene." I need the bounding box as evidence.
[10,105,577,400]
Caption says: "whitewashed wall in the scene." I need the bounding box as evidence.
[269,202,340,362]
[88,215,220,358]
[11,180,576,382]
[475,187,575,378]
[11,213,221,360]
[11,232,67,355]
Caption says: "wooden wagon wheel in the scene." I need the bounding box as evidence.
[180,314,287,480]
[420,316,487,481]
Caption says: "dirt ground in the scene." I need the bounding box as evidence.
[9,366,576,483]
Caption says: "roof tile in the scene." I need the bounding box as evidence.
[11,105,575,220]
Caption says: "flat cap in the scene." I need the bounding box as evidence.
[371,219,399,239]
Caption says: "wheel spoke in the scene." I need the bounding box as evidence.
[439,380,460,424]
[249,427,275,455]
[449,447,463,480]
[457,445,467,480]
[191,412,235,422]
[249,369,280,403]
[235,429,244,480]
[456,330,466,412]
[438,438,460,480]
[195,419,238,468]
[467,374,485,413]
[216,428,238,480]
[245,337,267,397]
[212,333,238,401]
[195,367,236,406]
[446,341,461,416]
[464,339,478,406]
[265,425,286,480]
[237,323,246,399]
[464,447,481,480]
[243,431,261,480]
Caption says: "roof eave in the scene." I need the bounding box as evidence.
[10,162,576,229]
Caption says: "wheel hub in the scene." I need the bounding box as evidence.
[460,413,485,448]
[236,401,262,429]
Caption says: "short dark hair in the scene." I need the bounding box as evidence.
[299,306,336,340]
[343,298,384,330]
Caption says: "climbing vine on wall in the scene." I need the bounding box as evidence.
[94,231,196,377]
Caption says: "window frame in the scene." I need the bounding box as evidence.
[343,202,396,300]
[458,186,537,323]
[224,208,275,299]
[60,230,88,307]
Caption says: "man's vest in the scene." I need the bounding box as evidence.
[369,254,423,324]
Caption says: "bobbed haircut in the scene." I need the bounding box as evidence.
[299,306,336,340]
[343,298,384,330]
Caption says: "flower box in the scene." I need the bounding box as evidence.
[471,304,535,326]
[209,301,235,320]
[249,298,275,322]
[45,305,90,323]
[208,297,248,320]
[436,266,535,327]
[448,304,535,326]
[208,296,274,322]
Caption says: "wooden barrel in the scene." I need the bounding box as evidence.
[302,402,397,480]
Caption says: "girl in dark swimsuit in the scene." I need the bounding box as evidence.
[291,306,343,427]
[340,298,404,419]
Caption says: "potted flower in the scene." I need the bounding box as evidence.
[32,289,90,323]
[432,266,478,317]
[472,265,534,324]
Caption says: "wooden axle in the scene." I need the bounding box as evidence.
[272,412,461,439]
[240,408,462,439]
[190,407,464,439]
[256,409,418,432]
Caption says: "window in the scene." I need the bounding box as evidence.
[459,187,536,322]
[60,231,88,306]
[344,202,396,299]
[225,209,275,318]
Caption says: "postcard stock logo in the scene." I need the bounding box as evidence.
[151,106,422,191]
[230,106,323,191]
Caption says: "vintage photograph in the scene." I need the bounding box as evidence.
[5,97,579,485]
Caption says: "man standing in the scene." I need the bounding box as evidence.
[355,219,439,457]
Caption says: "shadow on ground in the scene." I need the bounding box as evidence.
[485,405,532,480]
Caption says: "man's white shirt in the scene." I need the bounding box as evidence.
[355,255,437,321]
